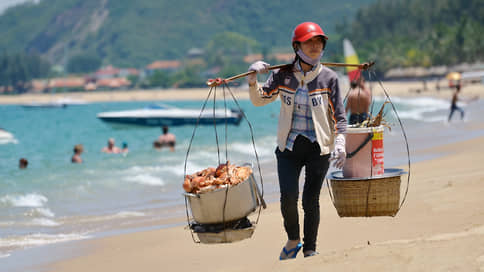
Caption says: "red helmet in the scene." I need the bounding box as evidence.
[292,22,328,43]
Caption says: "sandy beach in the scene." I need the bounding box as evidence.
[0,79,481,105]
[41,133,484,271]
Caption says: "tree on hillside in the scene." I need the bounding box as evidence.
[67,53,102,74]
[148,70,173,88]
[205,32,259,67]
[0,53,51,93]
[335,0,484,74]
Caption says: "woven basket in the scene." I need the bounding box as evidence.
[329,175,401,217]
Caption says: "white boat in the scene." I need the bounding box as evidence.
[21,101,67,108]
[55,97,88,105]
[0,128,16,144]
[97,104,243,127]
[20,97,87,108]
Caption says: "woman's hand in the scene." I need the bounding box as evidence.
[248,61,270,85]
[330,134,346,169]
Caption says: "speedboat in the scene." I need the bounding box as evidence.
[0,128,16,144]
[21,101,67,108]
[97,104,243,127]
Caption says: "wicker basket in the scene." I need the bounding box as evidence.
[328,169,404,217]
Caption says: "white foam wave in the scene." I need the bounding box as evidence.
[0,193,48,208]
[0,253,10,258]
[125,174,164,186]
[24,207,55,218]
[230,138,275,158]
[373,96,450,122]
[0,138,18,145]
[78,211,146,223]
[386,96,449,108]
[176,161,209,176]
[0,221,15,227]
[0,233,89,249]
[127,165,164,173]
[29,218,61,227]
[183,150,220,164]
[113,211,145,218]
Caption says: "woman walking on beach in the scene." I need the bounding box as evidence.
[247,22,347,260]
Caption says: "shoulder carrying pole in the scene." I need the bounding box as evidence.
[207,61,375,87]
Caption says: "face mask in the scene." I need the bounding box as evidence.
[296,49,324,66]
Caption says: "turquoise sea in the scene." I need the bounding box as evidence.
[1,92,483,263]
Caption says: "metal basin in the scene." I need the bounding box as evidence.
[185,172,261,224]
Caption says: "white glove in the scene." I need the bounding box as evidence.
[330,134,346,169]
[248,61,270,85]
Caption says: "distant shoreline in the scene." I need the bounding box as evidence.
[0,88,250,105]
[0,81,481,105]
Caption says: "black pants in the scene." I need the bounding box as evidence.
[349,112,369,125]
[448,104,464,121]
[275,135,330,252]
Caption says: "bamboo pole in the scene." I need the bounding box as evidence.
[207,61,375,86]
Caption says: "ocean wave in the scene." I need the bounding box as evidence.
[0,232,90,250]
[173,160,209,176]
[0,138,18,145]
[0,193,48,208]
[183,150,220,164]
[76,210,146,223]
[113,211,145,218]
[125,174,165,186]
[230,138,275,158]
[377,95,448,106]
[24,207,55,218]
[373,96,450,122]
[0,221,15,227]
[29,218,61,227]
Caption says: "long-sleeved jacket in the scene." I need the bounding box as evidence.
[249,63,347,155]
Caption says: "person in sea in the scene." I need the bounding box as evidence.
[71,144,84,163]
[247,22,347,260]
[121,142,129,154]
[19,158,28,169]
[345,76,372,125]
[153,126,176,152]
[101,138,121,154]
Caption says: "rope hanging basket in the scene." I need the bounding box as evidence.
[183,82,266,244]
[327,169,405,217]
[326,67,411,218]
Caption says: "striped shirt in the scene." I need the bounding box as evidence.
[285,84,317,151]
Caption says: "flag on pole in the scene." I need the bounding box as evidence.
[343,39,361,82]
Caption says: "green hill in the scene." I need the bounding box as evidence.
[0,0,375,68]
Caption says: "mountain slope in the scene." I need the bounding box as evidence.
[0,0,375,67]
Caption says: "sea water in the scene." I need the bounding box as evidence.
[1,94,483,260]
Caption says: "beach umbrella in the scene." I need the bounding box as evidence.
[446,72,461,81]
